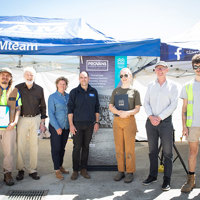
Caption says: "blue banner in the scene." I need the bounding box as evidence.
[161,43,200,61]
[115,56,127,88]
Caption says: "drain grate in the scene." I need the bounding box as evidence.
[7,190,48,200]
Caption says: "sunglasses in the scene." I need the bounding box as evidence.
[193,65,200,70]
[120,74,128,78]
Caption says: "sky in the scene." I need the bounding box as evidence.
[1,0,200,41]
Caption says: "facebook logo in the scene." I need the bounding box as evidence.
[174,47,182,60]
[168,45,184,61]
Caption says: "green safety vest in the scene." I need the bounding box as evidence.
[185,83,193,127]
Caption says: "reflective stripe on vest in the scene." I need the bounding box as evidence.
[185,84,193,127]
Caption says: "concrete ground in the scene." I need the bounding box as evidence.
[0,139,200,200]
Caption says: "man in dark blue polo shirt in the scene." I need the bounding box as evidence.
[68,71,100,180]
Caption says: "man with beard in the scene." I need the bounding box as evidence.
[0,68,21,186]
[15,67,47,181]
[181,54,200,193]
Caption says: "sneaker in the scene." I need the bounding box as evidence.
[80,169,90,179]
[143,175,157,185]
[162,178,171,191]
[71,171,79,180]
[124,173,133,183]
[16,170,24,181]
[4,172,14,186]
[114,172,125,181]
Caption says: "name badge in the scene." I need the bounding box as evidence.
[89,93,95,97]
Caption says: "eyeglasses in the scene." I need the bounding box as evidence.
[155,67,167,71]
[120,74,128,78]
[193,65,200,70]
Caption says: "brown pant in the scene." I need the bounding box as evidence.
[113,116,136,173]
[0,129,16,173]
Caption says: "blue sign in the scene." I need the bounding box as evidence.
[115,56,127,88]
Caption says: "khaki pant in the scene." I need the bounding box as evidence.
[0,129,16,173]
[113,116,136,173]
[16,115,41,173]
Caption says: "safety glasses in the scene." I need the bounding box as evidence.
[120,74,128,78]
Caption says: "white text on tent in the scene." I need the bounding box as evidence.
[0,41,38,51]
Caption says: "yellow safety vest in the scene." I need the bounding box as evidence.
[185,83,193,127]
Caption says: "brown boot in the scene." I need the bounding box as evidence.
[4,172,14,186]
[60,166,69,174]
[55,170,64,180]
[181,174,195,193]
[80,169,90,179]
[71,171,79,180]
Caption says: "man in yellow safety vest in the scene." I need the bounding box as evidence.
[180,54,200,193]
[0,68,22,186]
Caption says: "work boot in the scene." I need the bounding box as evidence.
[4,172,14,186]
[80,169,91,179]
[16,170,24,181]
[55,170,64,180]
[114,172,125,181]
[71,171,79,180]
[60,166,69,174]
[181,174,195,193]
[124,173,134,183]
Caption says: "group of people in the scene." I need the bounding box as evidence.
[0,69,99,186]
[0,66,46,186]
[0,54,200,194]
[109,54,200,193]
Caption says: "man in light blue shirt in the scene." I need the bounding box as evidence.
[143,61,178,191]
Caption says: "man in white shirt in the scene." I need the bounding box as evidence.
[180,54,200,193]
[143,61,178,191]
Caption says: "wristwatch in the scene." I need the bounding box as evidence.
[94,121,100,125]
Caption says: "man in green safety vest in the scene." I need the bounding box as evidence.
[0,68,22,186]
[180,54,200,193]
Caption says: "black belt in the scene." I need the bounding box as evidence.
[21,114,39,117]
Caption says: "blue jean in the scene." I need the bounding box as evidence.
[49,124,69,170]
[146,116,173,179]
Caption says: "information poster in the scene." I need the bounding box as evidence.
[80,56,115,128]
[80,56,128,169]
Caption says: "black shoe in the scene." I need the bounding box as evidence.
[29,172,40,180]
[16,170,24,181]
[143,175,157,185]
[162,178,171,191]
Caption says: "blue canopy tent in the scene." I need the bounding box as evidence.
[0,16,160,57]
